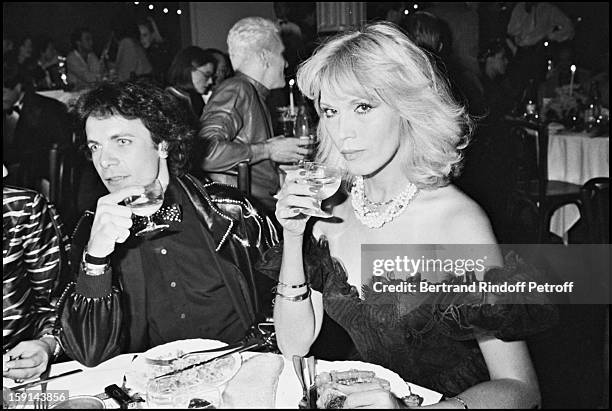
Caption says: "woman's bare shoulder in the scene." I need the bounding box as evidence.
[418,184,497,244]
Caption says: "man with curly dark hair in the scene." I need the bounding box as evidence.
[56,81,279,367]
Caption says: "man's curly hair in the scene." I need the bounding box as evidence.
[72,81,194,177]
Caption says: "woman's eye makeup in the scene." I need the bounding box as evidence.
[355,103,373,114]
[321,107,337,118]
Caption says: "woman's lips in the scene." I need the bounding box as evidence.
[341,150,364,161]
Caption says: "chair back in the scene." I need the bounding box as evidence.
[201,161,252,196]
[580,177,610,243]
[504,119,549,201]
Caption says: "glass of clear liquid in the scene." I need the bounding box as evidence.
[124,179,168,237]
[147,372,222,409]
[294,162,341,218]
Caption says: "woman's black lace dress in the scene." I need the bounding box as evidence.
[258,233,558,398]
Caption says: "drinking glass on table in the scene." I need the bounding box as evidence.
[278,107,296,137]
[293,162,341,218]
[146,372,222,409]
[124,179,168,236]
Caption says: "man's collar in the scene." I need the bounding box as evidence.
[163,176,181,207]
[235,71,270,99]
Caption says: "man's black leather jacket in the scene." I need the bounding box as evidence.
[56,174,279,367]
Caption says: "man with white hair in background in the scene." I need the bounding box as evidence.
[199,17,312,214]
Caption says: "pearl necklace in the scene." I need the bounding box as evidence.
[351,176,418,229]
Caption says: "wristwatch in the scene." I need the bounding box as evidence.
[81,249,110,276]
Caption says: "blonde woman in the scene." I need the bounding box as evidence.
[265,22,555,408]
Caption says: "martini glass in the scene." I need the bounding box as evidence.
[294,162,341,218]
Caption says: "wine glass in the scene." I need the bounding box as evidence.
[294,162,341,218]
[146,372,222,409]
[124,179,168,237]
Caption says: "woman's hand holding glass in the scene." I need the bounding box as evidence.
[275,163,341,236]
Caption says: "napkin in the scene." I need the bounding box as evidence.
[222,353,284,408]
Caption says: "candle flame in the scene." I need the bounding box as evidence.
[289,79,295,87]
[570,64,576,72]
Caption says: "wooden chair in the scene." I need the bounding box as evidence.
[236,161,251,196]
[5,142,79,230]
[579,177,610,408]
[504,119,583,243]
[580,177,610,244]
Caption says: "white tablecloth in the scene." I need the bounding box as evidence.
[547,126,609,240]
[4,352,442,409]
[36,90,83,106]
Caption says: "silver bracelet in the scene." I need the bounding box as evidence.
[451,396,469,409]
[277,280,309,289]
[275,287,311,302]
[81,249,109,276]
[81,260,108,276]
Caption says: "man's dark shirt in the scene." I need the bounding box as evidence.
[58,173,279,367]
[141,180,243,346]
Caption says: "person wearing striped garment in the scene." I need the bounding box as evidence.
[3,165,67,382]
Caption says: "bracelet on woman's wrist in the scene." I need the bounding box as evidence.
[275,287,311,302]
[276,280,309,289]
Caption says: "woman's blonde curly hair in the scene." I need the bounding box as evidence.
[297,22,473,189]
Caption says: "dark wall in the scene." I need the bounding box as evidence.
[365,2,608,71]
[3,2,182,56]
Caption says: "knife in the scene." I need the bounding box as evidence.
[307,357,317,409]
[10,369,83,391]
[154,341,261,380]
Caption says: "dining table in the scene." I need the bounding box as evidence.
[3,344,443,409]
[547,122,610,242]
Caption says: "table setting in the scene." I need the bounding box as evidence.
[546,121,609,241]
[3,338,442,409]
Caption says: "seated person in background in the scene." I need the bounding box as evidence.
[57,81,279,367]
[2,58,72,196]
[455,38,518,240]
[203,48,234,94]
[478,38,516,124]
[166,46,217,120]
[589,51,609,108]
[138,16,172,87]
[66,28,103,90]
[268,22,556,408]
[199,17,311,214]
[3,165,67,382]
[112,15,153,82]
[35,35,63,90]
[399,11,485,117]
[11,35,41,89]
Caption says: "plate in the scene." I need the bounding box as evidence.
[315,360,443,406]
[125,339,242,393]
